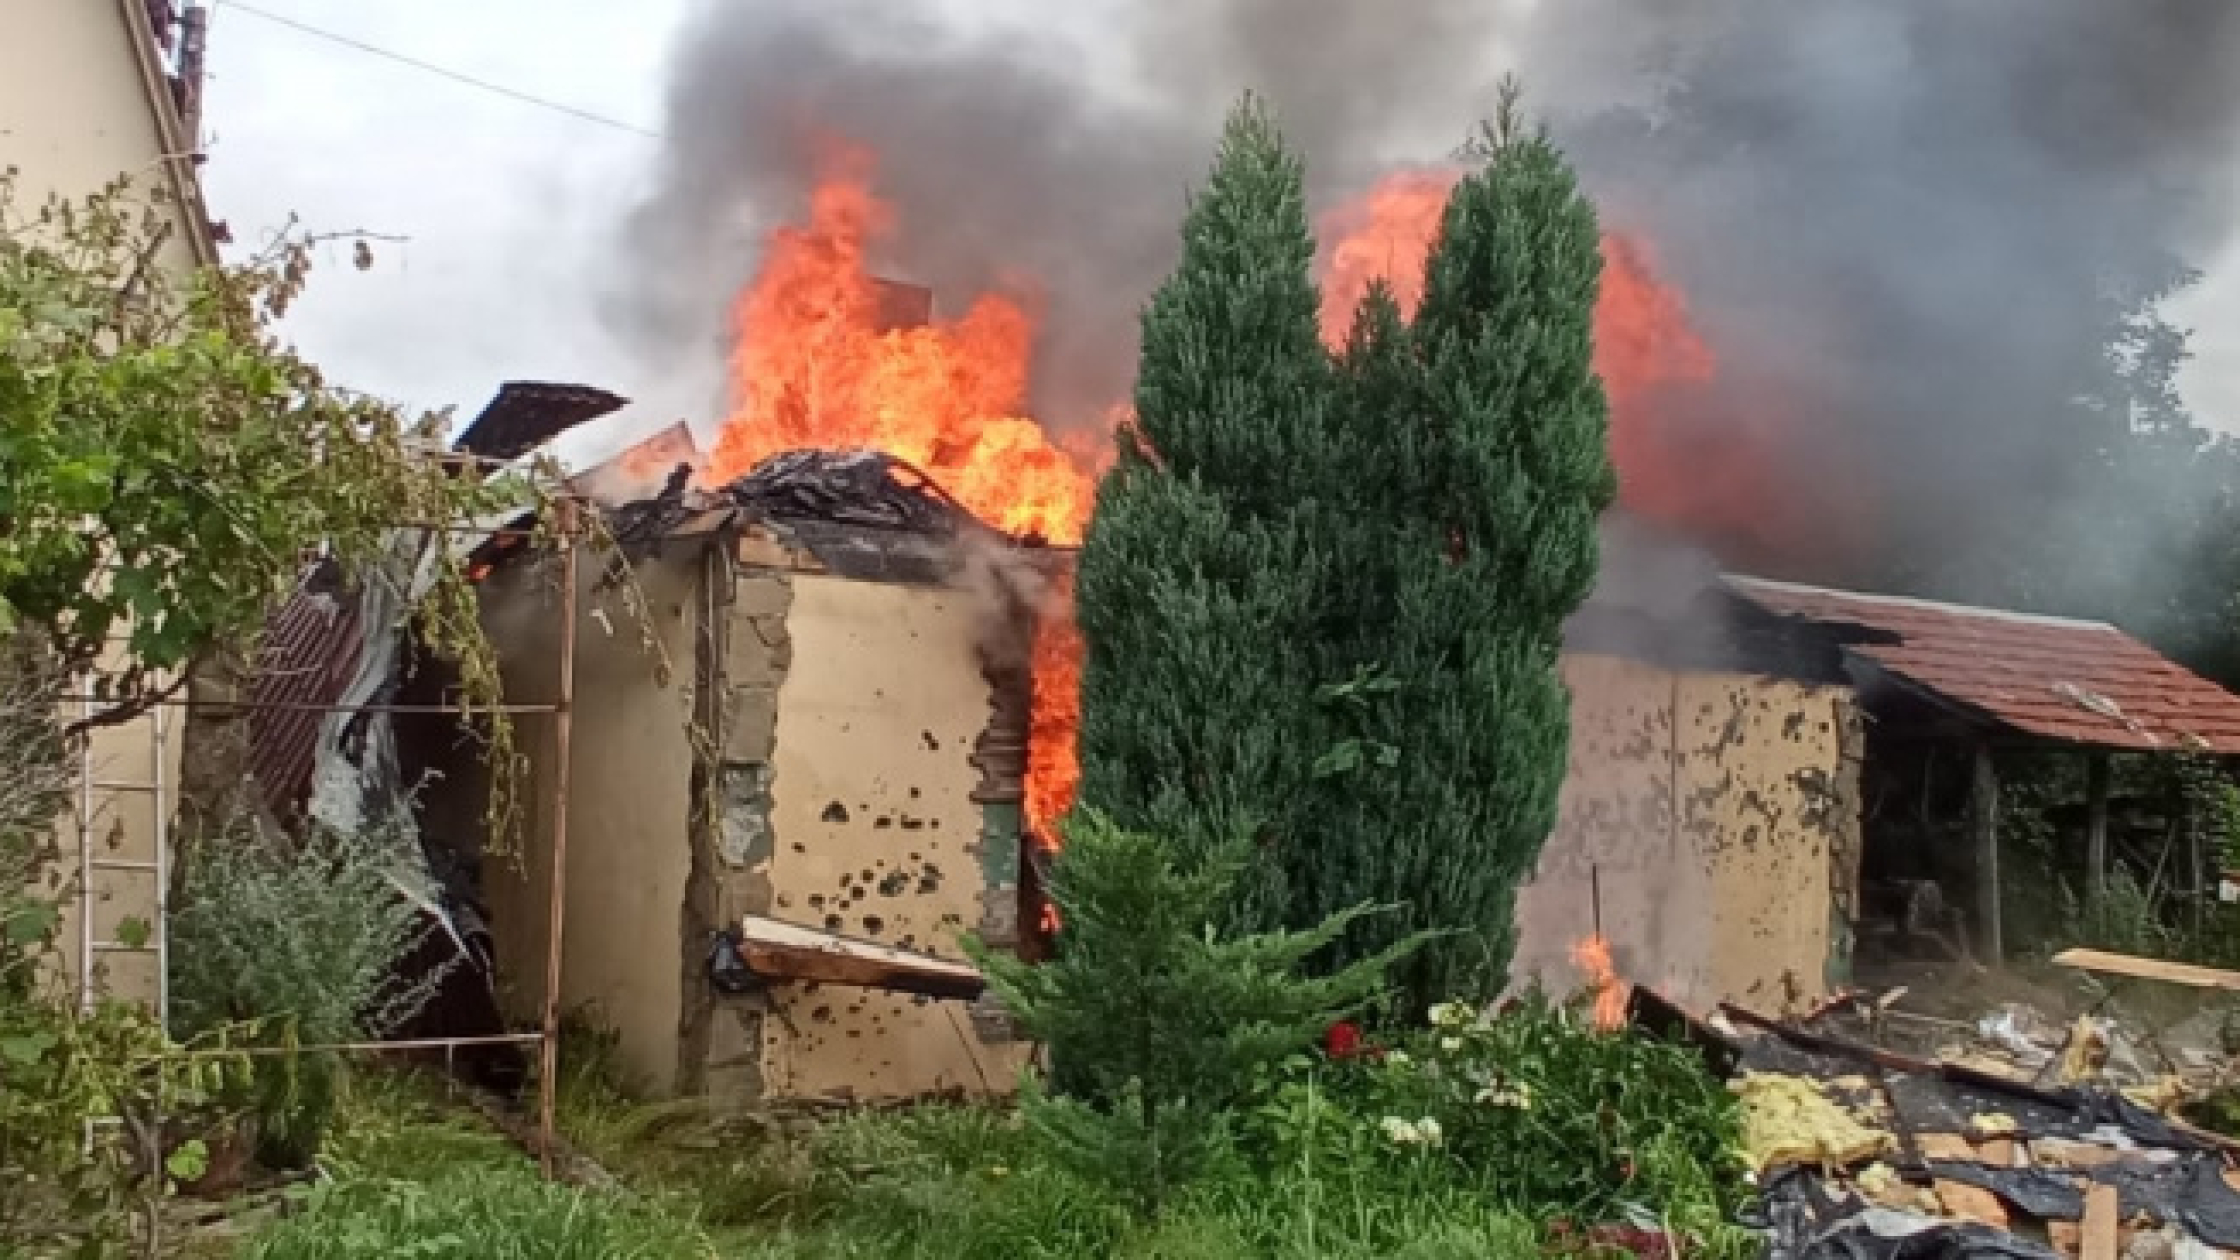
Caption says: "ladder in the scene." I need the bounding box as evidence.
[75,689,170,1029]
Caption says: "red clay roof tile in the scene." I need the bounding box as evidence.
[1726,577,2240,753]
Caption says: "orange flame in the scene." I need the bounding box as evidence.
[707,143,1095,853]
[1314,168,1777,548]
[706,143,1095,546]
[1026,570,1083,844]
[1569,934,1632,1033]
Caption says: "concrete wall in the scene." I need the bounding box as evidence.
[478,547,701,1093]
[1513,654,1860,1013]
[733,573,1030,1102]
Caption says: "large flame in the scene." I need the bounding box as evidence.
[710,151,1755,908]
[1314,168,1762,546]
[706,144,1094,545]
[708,144,1092,849]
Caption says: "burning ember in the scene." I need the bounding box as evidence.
[1569,934,1632,1033]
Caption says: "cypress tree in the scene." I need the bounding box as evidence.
[1297,93,1616,1005]
[1072,95,1336,925]
[1074,88,1612,1012]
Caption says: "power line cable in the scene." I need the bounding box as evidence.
[218,1,663,139]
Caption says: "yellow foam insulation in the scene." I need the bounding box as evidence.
[2123,1077,2188,1114]
[1967,1112,2020,1138]
[1856,1163,1940,1214]
[1735,1073,1895,1172]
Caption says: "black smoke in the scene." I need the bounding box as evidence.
[609,0,2240,615]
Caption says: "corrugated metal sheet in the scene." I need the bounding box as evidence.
[1727,576,2240,753]
[452,381,627,464]
[247,570,365,825]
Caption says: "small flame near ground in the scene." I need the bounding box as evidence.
[1569,934,1633,1033]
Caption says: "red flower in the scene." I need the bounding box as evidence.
[1324,1021,1364,1059]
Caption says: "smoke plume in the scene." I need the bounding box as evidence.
[610,0,2240,611]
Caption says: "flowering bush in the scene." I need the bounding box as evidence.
[1247,993,1753,1252]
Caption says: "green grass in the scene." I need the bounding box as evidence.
[233,1022,1741,1258]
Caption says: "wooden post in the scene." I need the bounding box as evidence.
[2185,787,2206,946]
[2084,752,2111,913]
[1972,746,2003,965]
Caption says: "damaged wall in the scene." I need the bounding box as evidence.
[475,545,701,1093]
[1512,654,1861,1012]
[709,567,1031,1102]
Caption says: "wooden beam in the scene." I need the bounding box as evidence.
[1972,746,2003,965]
[2052,947,2240,992]
[2085,751,2111,912]
[735,915,989,1002]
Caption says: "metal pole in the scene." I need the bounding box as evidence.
[537,500,580,1178]
[77,688,96,1014]
[153,702,170,1033]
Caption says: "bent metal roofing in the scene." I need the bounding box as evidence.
[1725,576,2240,754]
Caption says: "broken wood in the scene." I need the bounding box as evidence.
[1935,1178,2010,1231]
[2051,948,2240,993]
[2080,1182,2120,1260]
[736,915,988,1002]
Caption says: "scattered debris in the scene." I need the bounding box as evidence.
[1719,989,2240,1259]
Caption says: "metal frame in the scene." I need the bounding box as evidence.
[66,502,585,1173]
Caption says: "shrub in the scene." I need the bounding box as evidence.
[972,812,1419,1215]
[1246,994,1751,1252]
[169,822,450,1168]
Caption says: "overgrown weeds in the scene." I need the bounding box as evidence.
[169,821,450,1169]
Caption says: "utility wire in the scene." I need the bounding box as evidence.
[218,1,663,139]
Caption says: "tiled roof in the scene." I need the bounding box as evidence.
[1726,576,2240,753]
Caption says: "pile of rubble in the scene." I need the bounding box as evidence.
[1713,994,2240,1259]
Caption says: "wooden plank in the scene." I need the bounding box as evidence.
[1935,1179,2009,1231]
[2084,752,2112,912]
[736,915,988,1002]
[1976,1137,2019,1167]
[2080,1183,2120,1260]
[2051,948,2240,992]
[1916,1133,1977,1161]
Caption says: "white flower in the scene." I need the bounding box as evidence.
[1474,1081,1535,1110]
[1384,1050,1411,1068]
[1439,1036,1464,1053]
[1381,1116,1424,1145]
[1416,1117,1444,1147]
[1428,1001,1472,1028]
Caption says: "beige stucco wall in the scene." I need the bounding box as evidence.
[0,0,210,271]
[751,574,1030,1101]
[50,697,181,1008]
[1512,654,1858,1012]
[17,0,211,1011]
[478,548,700,1093]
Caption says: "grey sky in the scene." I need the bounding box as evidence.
[201,0,2240,463]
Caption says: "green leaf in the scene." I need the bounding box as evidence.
[164,1139,210,1183]
[0,1030,58,1066]
[5,899,60,946]
[115,916,151,951]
